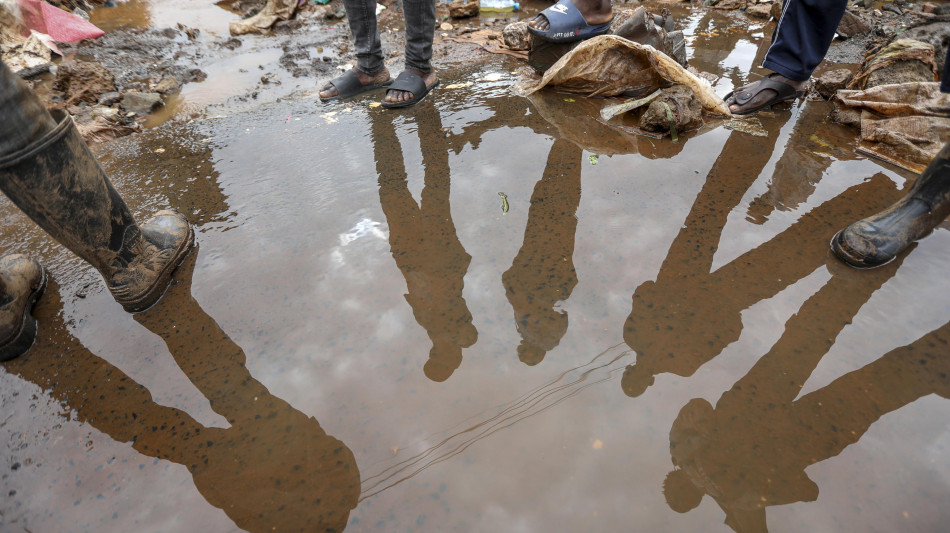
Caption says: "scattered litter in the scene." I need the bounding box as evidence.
[440,22,453,31]
[285,115,292,123]
[375,3,385,14]
[724,116,768,137]
[322,111,338,123]
[600,89,661,121]
[483,72,504,82]
[153,148,165,153]
[498,191,509,214]
[444,81,474,89]
[230,0,299,36]
[15,0,104,42]
[369,102,382,108]
[592,439,603,450]
[588,155,598,165]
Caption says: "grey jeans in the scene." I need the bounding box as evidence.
[0,60,56,157]
[342,0,436,75]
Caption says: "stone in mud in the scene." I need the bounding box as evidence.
[449,0,479,19]
[98,91,121,106]
[503,21,531,51]
[121,91,163,115]
[866,60,935,88]
[154,76,181,94]
[836,10,872,38]
[746,4,772,19]
[814,68,852,99]
[53,60,117,105]
[639,85,702,135]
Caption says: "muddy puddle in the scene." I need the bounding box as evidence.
[3,2,950,532]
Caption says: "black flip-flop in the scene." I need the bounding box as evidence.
[319,69,392,103]
[528,0,613,44]
[381,71,440,109]
[723,75,803,115]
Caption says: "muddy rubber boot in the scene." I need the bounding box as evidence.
[0,108,194,312]
[832,142,950,268]
[0,255,47,361]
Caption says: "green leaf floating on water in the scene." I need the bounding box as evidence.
[564,98,575,103]
[498,192,509,214]
[589,155,598,165]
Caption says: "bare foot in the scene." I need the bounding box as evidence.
[384,69,437,104]
[319,67,391,99]
[529,0,613,31]
[727,74,806,114]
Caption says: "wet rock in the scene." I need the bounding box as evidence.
[503,21,531,51]
[218,37,243,50]
[121,91,163,115]
[770,2,782,19]
[53,60,117,105]
[449,0,479,19]
[746,4,772,19]
[850,39,937,90]
[814,68,852,99]
[98,91,121,106]
[639,85,702,135]
[836,10,872,38]
[154,76,181,94]
[711,0,746,10]
[866,59,934,87]
[158,27,180,39]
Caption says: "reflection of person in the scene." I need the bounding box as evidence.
[502,139,581,366]
[0,59,192,361]
[371,110,477,382]
[726,0,849,115]
[831,54,950,267]
[318,0,438,107]
[620,118,901,398]
[662,262,949,533]
[3,255,361,532]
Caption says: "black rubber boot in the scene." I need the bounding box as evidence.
[832,141,950,268]
[0,255,46,362]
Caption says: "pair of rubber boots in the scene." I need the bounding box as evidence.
[833,141,950,268]
[0,109,193,362]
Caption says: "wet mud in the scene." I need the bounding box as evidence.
[3,1,950,533]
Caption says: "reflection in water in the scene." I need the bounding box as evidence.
[3,254,360,533]
[621,111,901,398]
[502,138,581,365]
[372,110,477,382]
[663,259,950,532]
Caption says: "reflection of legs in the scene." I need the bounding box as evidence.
[833,140,950,268]
[503,139,581,366]
[0,60,192,359]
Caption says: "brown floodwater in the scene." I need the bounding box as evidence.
[2,2,950,532]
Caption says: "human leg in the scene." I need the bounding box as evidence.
[318,0,391,100]
[727,0,848,114]
[0,60,193,315]
[384,0,438,105]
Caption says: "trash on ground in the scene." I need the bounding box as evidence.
[600,89,661,120]
[444,81,473,89]
[15,0,104,42]
[848,39,937,90]
[229,0,299,35]
[516,35,731,117]
[724,116,768,137]
[448,0,478,19]
[483,72,503,81]
[833,82,950,173]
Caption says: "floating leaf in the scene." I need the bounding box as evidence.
[564,98,576,103]
[588,155,599,165]
[498,192,509,214]
[153,148,165,153]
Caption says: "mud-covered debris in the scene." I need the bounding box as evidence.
[640,85,702,135]
[900,21,950,76]
[229,0,298,35]
[97,91,120,106]
[503,21,530,51]
[848,39,937,90]
[153,76,181,94]
[724,116,768,137]
[121,91,163,115]
[836,10,872,38]
[449,0,479,19]
[813,68,852,99]
[53,60,116,104]
[2,32,52,73]
[600,89,661,121]
[218,37,243,50]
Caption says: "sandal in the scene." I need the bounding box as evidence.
[723,75,804,115]
[528,0,613,44]
[381,71,440,109]
[319,69,392,103]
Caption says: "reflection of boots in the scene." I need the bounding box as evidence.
[0,109,193,311]
[0,255,46,361]
[832,142,950,268]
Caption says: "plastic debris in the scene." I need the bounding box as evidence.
[600,89,661,120]
[444,81,474,89]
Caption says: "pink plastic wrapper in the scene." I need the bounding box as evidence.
[16,0,105,42]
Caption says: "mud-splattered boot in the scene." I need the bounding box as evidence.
[0,255,47,361]
[0,110,193,311]
[832,141,950,268]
